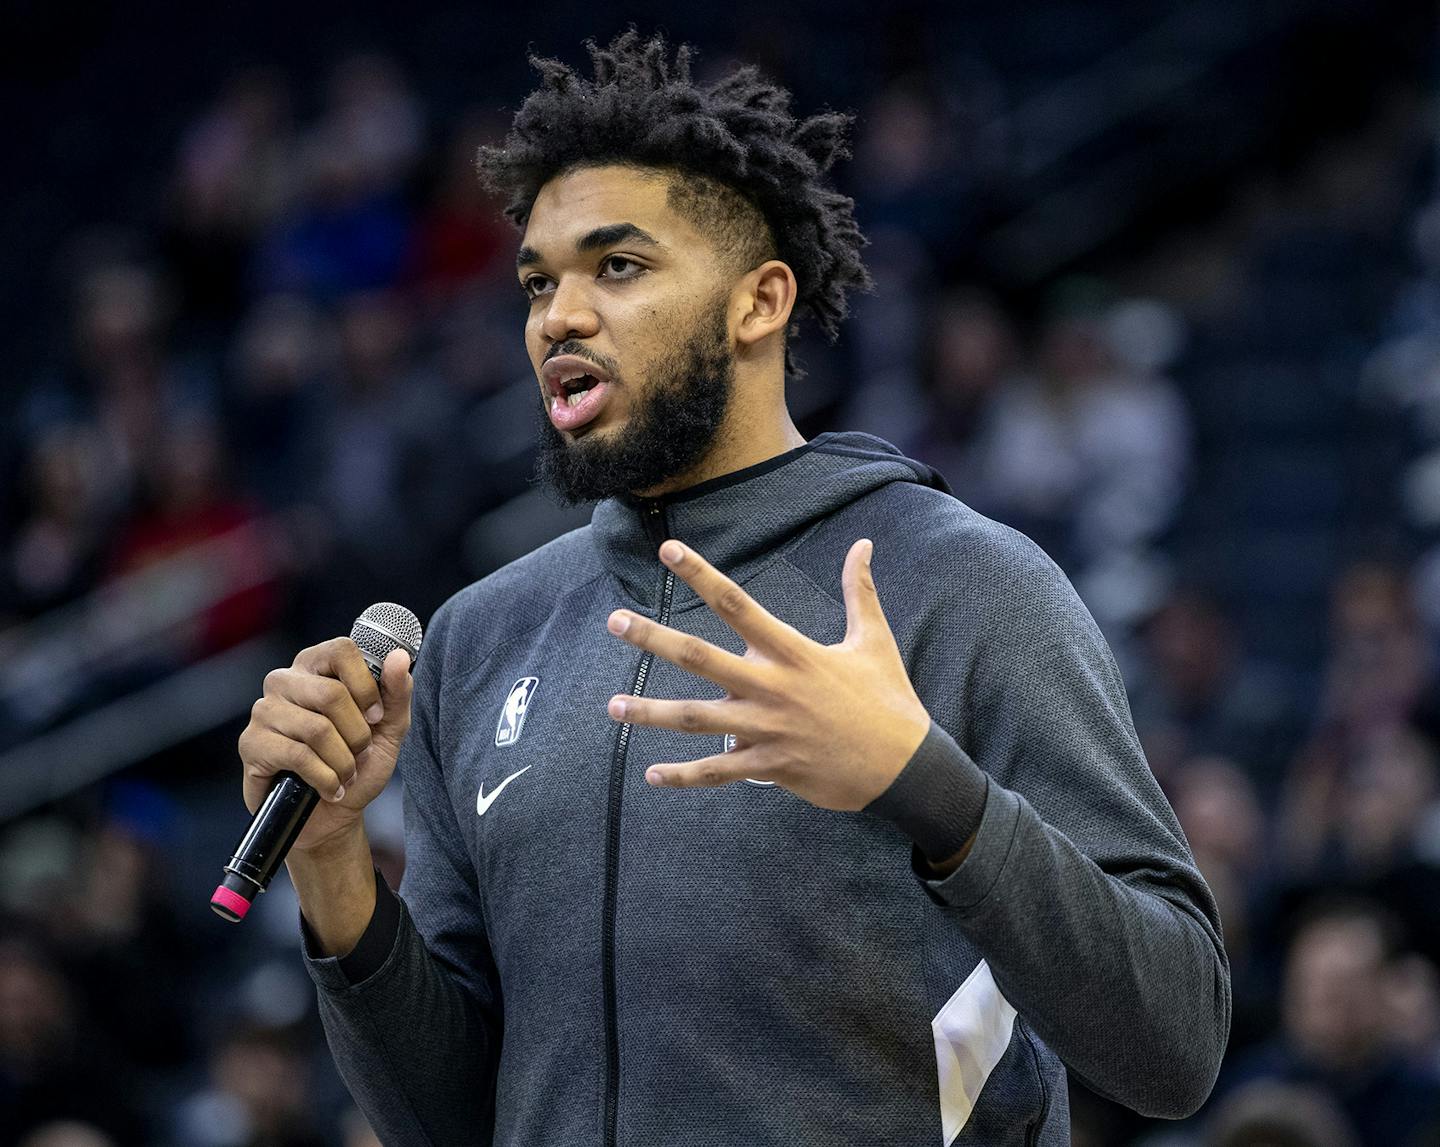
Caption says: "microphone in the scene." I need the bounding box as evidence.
[210,603,423,923]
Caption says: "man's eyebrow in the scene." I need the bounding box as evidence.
[576,222,666,254]
[517,223,666,272]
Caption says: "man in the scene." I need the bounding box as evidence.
[1219,900,1440,1147]
[238,32,1230,1146]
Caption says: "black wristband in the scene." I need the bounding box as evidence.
[863,722,989,864]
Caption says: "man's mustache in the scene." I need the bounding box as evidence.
[545,341,622,382]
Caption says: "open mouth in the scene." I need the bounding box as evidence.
[542,354,615,432]
[554,370,603,408]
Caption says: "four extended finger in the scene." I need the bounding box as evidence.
[606,611,753,691]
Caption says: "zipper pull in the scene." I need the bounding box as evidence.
[643,500,668,548]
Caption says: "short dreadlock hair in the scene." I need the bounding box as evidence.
[476,30,871,377]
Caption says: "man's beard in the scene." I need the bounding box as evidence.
[533,305,735,505]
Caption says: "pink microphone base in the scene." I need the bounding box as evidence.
[210,883,253,921]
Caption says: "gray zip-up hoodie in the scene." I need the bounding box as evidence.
[301,431,1230,1146]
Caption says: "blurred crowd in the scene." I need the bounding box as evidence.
[3,24,1440,1147]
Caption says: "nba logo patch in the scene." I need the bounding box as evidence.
[496,677,540,747]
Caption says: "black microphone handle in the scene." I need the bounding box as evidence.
[210,775,323,921]
[210,657,384,923]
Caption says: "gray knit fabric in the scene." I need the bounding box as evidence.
[863,721,991,864]
[301,431,1230,1146]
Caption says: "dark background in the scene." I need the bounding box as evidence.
[2,2,1439,1144]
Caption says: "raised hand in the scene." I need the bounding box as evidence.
[606,538,932,811]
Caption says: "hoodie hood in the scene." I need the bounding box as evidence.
[590,431,951,611]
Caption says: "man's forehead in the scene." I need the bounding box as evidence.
[522,165,680,246]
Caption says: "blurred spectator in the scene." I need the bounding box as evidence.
[1314,563,1432,745]
[43,790,199,1080]
[956,285,1193,628]
[0,819,82,923]
[252,54,422,301]
[853,77,972,263]
[900,287,1022,492]
[1278,725,1440,969]
[162,68,297,333]
[1340,726,1440,876]
[2,425,111,623]
[1169,756,1275,1054]
[409,283,539,582]
[323,289,447,530]
[1171,756,1269,879]
[403,110,513,304]
[251,134,412,301]
[306,289,464,613]
[172,1025,327,1147]
[840,229,934,445]
[24,260,217,519]
[431,281,529,404]
[1129,588,1302,801]
[1384,953,1440,1075]
[1220,899,1440,1147]
[226,295,333,511]
[0,938,143,1145]
[321,53,425,194]
[106,418,280,657]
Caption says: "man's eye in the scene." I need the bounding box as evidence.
[522,276,553,299]
[601,255,643,279]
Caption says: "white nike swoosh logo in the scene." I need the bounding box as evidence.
[476,766,532,816]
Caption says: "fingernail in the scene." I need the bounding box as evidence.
[646,770,664,785]
[609,696,628,718]
[660,541,683,563]
[608,612,630,635]
[365,703,383,723]
[864,539,874,564]
[332,784,346,802]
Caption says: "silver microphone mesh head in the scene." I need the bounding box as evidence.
[351,603,423,677]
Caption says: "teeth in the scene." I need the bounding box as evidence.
[567,391,584,407]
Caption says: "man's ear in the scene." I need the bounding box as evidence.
[734,260,797,349]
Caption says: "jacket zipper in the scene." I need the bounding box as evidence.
[603,501,675,1147]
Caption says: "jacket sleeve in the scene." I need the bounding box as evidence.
[302,600,503,1146]
[881,541,1231,1120]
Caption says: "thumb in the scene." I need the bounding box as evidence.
[841,538,886,645]
[372,647,414,740]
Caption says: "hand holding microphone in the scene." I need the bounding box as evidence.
[214,604,421,922]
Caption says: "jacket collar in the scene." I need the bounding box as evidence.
[589,431,949,612]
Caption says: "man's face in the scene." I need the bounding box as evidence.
[518,164,739,503]
[1283,917,1388,1069]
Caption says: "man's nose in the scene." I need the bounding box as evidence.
[541,275,601,343]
